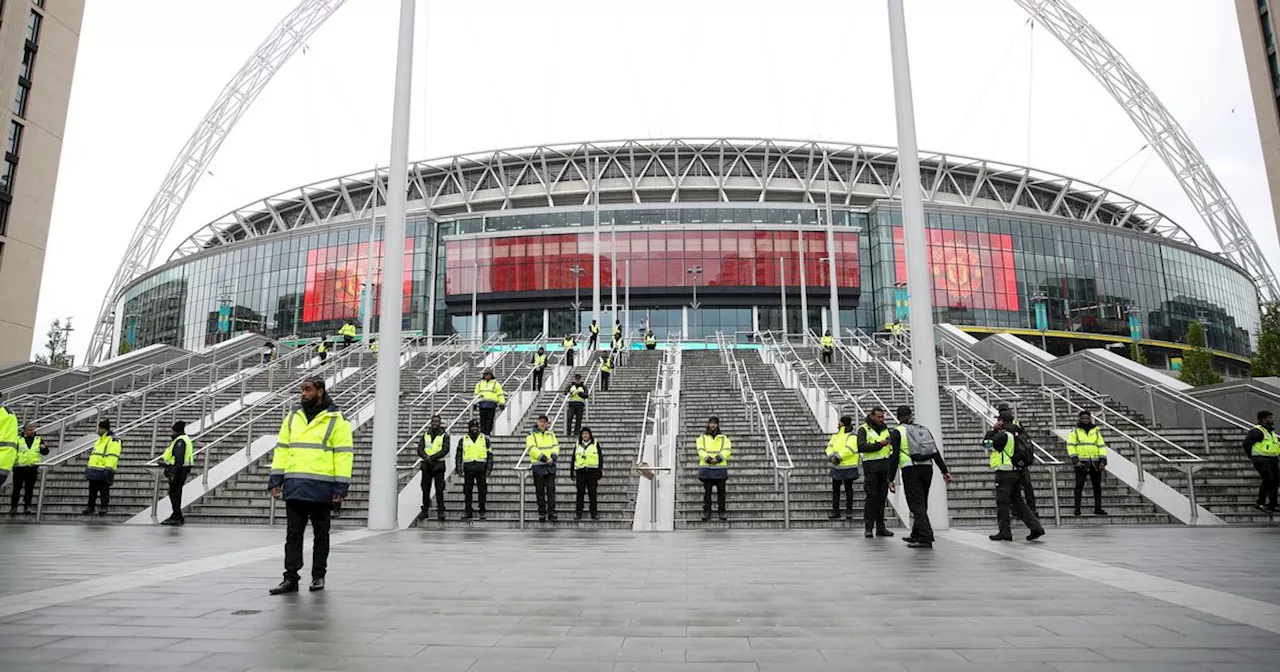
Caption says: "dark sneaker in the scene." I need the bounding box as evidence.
[269,580,299,595]
[81,507,95,515]
[461,512,474,520]
[700,512,710,522]
[590,512,599,520]
[907,541,933,549]
[309,578,325,592]
[989,533,1013,541]
[1073,509,1082,516]
[1027,529,1046,541]
[864,531,874,538]
[902,536,917,543]
[876,529,894,538]
[1093,508,1108,516]
[828,511,842,520]
[717,512,727,521]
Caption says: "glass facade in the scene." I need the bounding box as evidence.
[119,203,1260,359]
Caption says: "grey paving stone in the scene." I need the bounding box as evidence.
[42,635,184,651]
[959,648,1110,662]
[622,637,751,650]
[550,647,688,662]
[612,664,760,672]
[415,644,553,660]
[686,647,826,662]
[58,649,212,666]
[1092,648,1256,662]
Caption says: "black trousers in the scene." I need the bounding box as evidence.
[342,335,354,348]
[565,349,575,367]
[420,467,445,513]
[284,499,331,581]
[534,472,557,517]
[87,480,111,510]
[600,371,611,391]
[1022,468,1039,515]
[532,367,545,390]
[478,406,497,434]
[902,465,934,543]
[567,403,585,437]
[1073,463,1104,511]
[167,467,191,520]
[10,467,37,509]
[701,478,727,513]
[588,334,598,350]
[575,472,599,514]
[831,479,855,514]
[862,462,893,532]
[821,348,833,364]
[463,471,487,513]
[996,471,1042,534]
[1252,456,1279,508]
[646,343,656,350]
[318,351,328,362]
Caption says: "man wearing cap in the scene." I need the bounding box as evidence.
[268,376,355,594]
[996,403,1038,518]
[160,421,194,526]
[696,416,732,521]
[474,369,505,435]
[0,395,19,490]
[9,424,48,515]
[456,418,492,519]
[531,346,549,390]
[83,420,122,516]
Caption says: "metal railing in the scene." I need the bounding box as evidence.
[634,341,679,527]
[513,359,601,528]
[719,330,794,528]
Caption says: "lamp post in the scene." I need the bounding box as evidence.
[569,264,586,332]
[687,265,702,338]
[779,256,788,335]
[1031,290,1049,351]
[797,227,809,338]
[471,260,480,340]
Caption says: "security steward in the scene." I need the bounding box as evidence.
[268,376,355,594]
[1243,410,1278,513]
[338,322,357,349]
[825,415,860,521]
[456,418,492,519]
[566,373,589,438]
[84,419,122,516]
[987,409,1044,541]
[855,407,897,538]
[996,403,1037,517]
[612,322,624,351]
[531,347,549,390]
[316,339,329,363]
[1067,410,1108,516]
[563,333,577,367]
[527,414,561,522]
[894,406,952,549]
[599,350,615,392]
[474,369,505,434]
[644,331,657,350]
[588,320,600,350]
[9,424,48,515]
[417,414,450,522]
[0,397,16,491]
[697,416,732,521]
[160,421,194,526]
[570,427,603,520]
[820,330,835,364]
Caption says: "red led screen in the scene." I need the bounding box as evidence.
[303,240,413,323]
[892,228,1019,311]
[445,230,860,297]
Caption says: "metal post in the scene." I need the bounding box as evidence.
[782,471,791,529]
[150,472,162,522]
[1014,357,1021,384]
[1050,468,1061,526]
[1148,386,1157,427]
[823,155,840,339]
[610,214,618,333]
[1186,465,1198,522]
[519,471,527,529]
[368,0,416,532]
[780,257,788,335]
[1199,409,1209,453]
[592,157,602,334]
[625,260,631,349]
[269,495,276,526]
[471,260,479,341]
[1134,440,1145,483]
[797,227,809,338]
[35,469,47,522]
[363,166,378,341]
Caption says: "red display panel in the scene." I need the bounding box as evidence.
[303,240,413,323]
[892,228,1019,311]
[445,230,860,297]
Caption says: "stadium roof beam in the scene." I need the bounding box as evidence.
[1013,0,1280,302]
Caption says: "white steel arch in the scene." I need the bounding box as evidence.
[1013,0,1280,303]
[85,0,347,364]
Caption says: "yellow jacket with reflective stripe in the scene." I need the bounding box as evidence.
[590,323,599,335]
[268,403,355,501]
[563,337,575,350]
[600,355,613,373]
[1067,426,1107,461]
[0,406,17,477]
[533,353,548,367]
[16,436,43,467]
[697,433,732,467]
[339,323,357,338]
[474,379,505,404]
[644,333,657,346]
[821,336,834,349]
[1250,425,1279,457]
[825,429,859,468]
[162,435,193,466]
[988,431,1015,471]
[858,423,893,461]
[573,441,600,470]
[85,434,122,481]
[527,429,560,463]
[460,434,489,463]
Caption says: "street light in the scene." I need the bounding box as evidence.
[569,264,586,333]
[1031,290,1049,351]
[471,260,479,340]
[687,265,702,339]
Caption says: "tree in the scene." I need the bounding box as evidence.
[1179,321,1222,387]
[1129,342,1148,366]
[34,319,72,369]
[1251,302,1280,377]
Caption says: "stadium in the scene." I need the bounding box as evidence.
[114,138,1260,373]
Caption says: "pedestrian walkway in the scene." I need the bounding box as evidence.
[0,524,1278,671]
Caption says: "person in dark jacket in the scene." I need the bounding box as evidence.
[996,403,1038,517]
[417,414,450,522]
[160,421,194,526]
[531,347,549,390]
[1244,410,1279,513]
[9,424,49,516]
[855,407,897,538]
[696,416,732,521]
[892,406,952,549]
[570,427,604,520]
[987,410,1044,542]
[456,418,492,519]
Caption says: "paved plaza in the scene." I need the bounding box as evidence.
[0,524,1278,672]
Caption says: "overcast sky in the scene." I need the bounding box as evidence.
[36,0,1275,359]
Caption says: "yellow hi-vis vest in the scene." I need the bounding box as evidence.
[339,323,357,337]
[461,434,489,463]
[87,434,122,472]
[697,434,732,467]
[0,406,18,477]
[474,379,505,404]
[590,323,599,335]
[423,433,446,458]
[1067,426,1107,461]
[270,406,355,492]
[162,435,193,467]
[860,424,893,461]
[821,335,834,349]
[645,333,657,346]
[601,356,613,373]
[316,341,327,353]
[527,430,560,463]
[563,337,575,350]
[574,441,600,469]
[16,436,42,467]
[825,430,859,468]
[1251,425,1279,457]
[568,384,588,403]
[371,341,379,353]
[896,427,917,469]
[533,353,548,367]
[989,432,1016,470]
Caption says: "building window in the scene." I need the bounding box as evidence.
[6,121,21,157]
[0,200,9,237]
[11,85,28,118]
[33,0,45,7]
[18,48,35,82]
[26,9,41,44]
[0,159,16,195]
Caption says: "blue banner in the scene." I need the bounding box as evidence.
[1127,311,1141,342]
[217,304,231,334]
[1034,302,1048,332]
[893,287,909,321]
[358,287,367,324]
[126,319,138,348]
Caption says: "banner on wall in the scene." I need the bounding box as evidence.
[303,240,413,323]
[1128,311,1142,342]
[892,228,1019,311]
[1034,301,1048,332]
[217,304,231,334]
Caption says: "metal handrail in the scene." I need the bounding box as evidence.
[519,360,600,472]
[396,394,477,473]
[1040,386,1202,464]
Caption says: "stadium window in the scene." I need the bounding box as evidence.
[0,159,15,194]
[33,0,44,7]
[0,199,9,236]
[6,120,21,157]
[11,83,28,118]
[18,47,34,81]
[25,9,40,43]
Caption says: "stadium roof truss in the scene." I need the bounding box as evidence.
[168,138,1195,261]
[86,0,1279,362]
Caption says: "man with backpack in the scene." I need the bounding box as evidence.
[893,406,952,549]
[986,409,1044,541]
[996,403,1038,518]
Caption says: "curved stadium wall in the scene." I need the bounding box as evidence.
[115,139,1261,371]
